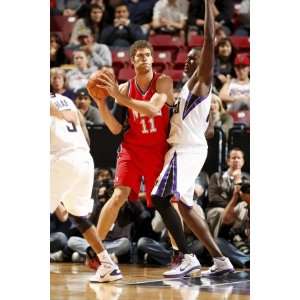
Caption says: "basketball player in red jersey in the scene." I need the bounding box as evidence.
[91,41,174,254]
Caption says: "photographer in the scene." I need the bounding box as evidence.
[206,147,250,268]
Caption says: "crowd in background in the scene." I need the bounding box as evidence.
[50,0,250,269]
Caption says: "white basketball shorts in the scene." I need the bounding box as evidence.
[50,151,94,216]
[151,145,207,207]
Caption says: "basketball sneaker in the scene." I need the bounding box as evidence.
[163,253,201,278]
[201,257,235,276]
[90,261,123,283]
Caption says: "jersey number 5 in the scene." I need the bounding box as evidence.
[66,121,77,132]
[140,118,157,134]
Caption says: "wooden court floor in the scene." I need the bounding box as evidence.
[51,263,250,300]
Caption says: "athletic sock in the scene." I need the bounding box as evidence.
[98,250,114,265]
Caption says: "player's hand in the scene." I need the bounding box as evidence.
[95,72,120,99]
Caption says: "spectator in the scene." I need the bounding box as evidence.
[69,3,106,46]
[214,26,228,46]
[124,0,157,35]
[75,88,104,125]
[206,148,250,238]
[233,0,250,36]
[151,0,189,37]
[219,53,250,112]
[66,50,97,92]
[210,94,233,139]
[50,32,68,68]
[50,68,76,101]
[100,2,146,48]
[188,0,219,35]
[215,179,250,268]
[69,28,112,68]
[214,0,234,34]
[214,37,236,91]
[56,0,82,16]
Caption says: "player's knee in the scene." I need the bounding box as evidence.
[152,195,171,210]
[69,214,92,234]
[111,188,128,207]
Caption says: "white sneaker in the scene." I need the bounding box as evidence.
[201,257,235,276]
[163,254,201,278]
[90,261,122,283]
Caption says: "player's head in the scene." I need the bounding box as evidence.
[130,40,154,74]
[184,47,202,78]
[227,148,245,171]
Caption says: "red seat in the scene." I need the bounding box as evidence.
[117,67,135,83]
[164,69,183,85]
[50,16,77,44]
[149,34,185,58]
[64,48,74,63]
[153,51,172,72]
[187,33,204,49]
[174,50,187,70]
[230,36,250,52]
[229,110,250,127]
[112,50,130,76]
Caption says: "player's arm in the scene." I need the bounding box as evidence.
[92,83,128,135]
[78,110,90,146]
[50,102,78,124]
[97,74,174,117]
[189,0,215,92]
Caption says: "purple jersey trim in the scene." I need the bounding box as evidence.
[182,92,208,120]
[153,152,178,198]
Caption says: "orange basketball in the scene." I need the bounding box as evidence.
[87,69,114,101]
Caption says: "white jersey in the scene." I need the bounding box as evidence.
[50,93,89,158]
[167,82,212,148]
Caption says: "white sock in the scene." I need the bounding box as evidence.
[214,256,226,262]
[98,250,114,265]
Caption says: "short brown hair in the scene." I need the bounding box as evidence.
[129,40,154,58]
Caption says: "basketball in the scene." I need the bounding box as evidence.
[87,69,114,101]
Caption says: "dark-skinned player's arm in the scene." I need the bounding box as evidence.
[92,83,128,135]
[188,0,215,95]
[97,74,174,118]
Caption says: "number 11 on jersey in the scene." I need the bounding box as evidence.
[140,118,157,134]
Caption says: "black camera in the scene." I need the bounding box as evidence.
[240,180,250,194]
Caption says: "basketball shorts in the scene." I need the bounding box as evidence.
[114,144,167,207]
[50,151,94,216]
[151,145,207,207]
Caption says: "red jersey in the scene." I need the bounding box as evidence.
[122,72,170,152]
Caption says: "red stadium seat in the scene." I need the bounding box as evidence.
[174,50,187,70]
[149,34,185,58]
[229,110,250,127]
[64,48,74,63]
[187,33,204,49]
[164,69,183,85]
[50,16,77,44]
[230,36,250,52]
[112,50,130,76]
[153,51,172,72]
[118,67,135,83]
